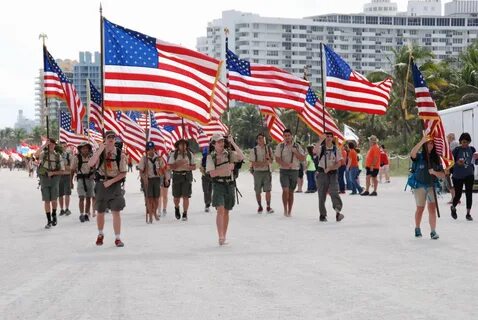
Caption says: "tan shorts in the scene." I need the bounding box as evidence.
[413,187,436,207]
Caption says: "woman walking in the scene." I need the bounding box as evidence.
[409,135,445,240]
[450,133,478,221]
[305,146,317,193]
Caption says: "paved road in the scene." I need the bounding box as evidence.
[1,169,477,319]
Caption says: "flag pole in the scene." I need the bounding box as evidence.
[181,117,185,139]
[401,44,413,121]
[224,27,231,135]
[86,79,91,139]
[144,110,150,223]
[40,34,49,140]
[99,3,105,137]
[294,65,309,140]
[319,43,327,134]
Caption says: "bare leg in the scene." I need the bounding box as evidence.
[92,198,96,217]
[183,197,189,212]
[223,210,230,240]
[112,211,121,236]
[44,201,51,213]
[79,197,85,214]
[265,191,271,208]
[365,176,371,192]
[281,188,289,216]
[59,196,64,210]
[288,190,294,216]
[415,206,425,228]
[85,197,91,215]
[428,202,437,231]
[255,192,262,207]
[216,207,225,240]
[372,177,378,192]
[97,212,105,231]
[51,200,57,210]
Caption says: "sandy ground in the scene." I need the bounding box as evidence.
[1,168,477,320]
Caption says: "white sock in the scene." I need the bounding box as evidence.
[115,234,121,240]
[98,230,104,235]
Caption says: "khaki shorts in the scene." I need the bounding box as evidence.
[146,177,162,198]
[59,175,72,197]
[413,187,436,207]
[40,175,60,202]
[95,181,125,213]
[77,178,95,198]
[172,171,193,198]
[253,170,272,193]
[279,169,299,191]
[212,182,235,210]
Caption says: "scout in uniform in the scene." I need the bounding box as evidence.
[206,133,245,245]
[250,133,274,214]
[139,141,165,224]
[58,141,73,216]
[200,146,213,212]
[35,138,65,229]
[313,132,344,222]
[168,139,196,221]
[88,130,127,247]
[71,142,95,223]
[274,129,306,217]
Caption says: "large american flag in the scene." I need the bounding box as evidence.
[154,112,199,140]
[257,107,285,143]
[324,45,393,115]
[211,80,228,120]
[200,119,228,138]
[103,19,221,124]
[44,48,86,133]
[412,62,453,168]
[226,40,309,112]
[196,128,210,149]
[89,80,103,131]
[118,111,146,162]
[149,112,174,157]
[85,122,103,148]
[301,88,345,144]
[59,111,88,147]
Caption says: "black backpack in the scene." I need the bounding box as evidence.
[314,144,337,171]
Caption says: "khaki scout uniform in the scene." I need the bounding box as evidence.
[38,150,65,201]
[206,150,239,210]
[95,148,127,212]
[168,150,195,198]
[274,142,305,190]
[59,150,73,197]
[250,145,273,193]
[138,153,164,198]
[71,153,95,198]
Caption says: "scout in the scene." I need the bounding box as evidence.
[250,133,274,214]
[71,142,95,223]
[139,141,164,224]
[58,141,73,217]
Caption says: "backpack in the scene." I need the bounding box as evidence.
[173,149,193,165]
[280,143,299,163]
[251,145,272,174]
[77,153,94,176]
[405,153,440,191]
[97,146,126,183]
[211,150,243,179]
[314,144,337,171]
[38,151,61,175]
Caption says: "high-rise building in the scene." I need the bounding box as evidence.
[407,0,442,16]
[364,0,399,15]
[197,9,478,89]
[72,51,101,107]
[445,0,478,16]
[14,110,36,134]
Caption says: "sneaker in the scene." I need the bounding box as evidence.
[319,215,327,222]
[65,209,72,216]
[79,215,85,223]
[162,209,167,217]
[175,207,181,220]
[430,230,439,240]
[257,206,263,214]
[266,207,274,214]
[205,206,210,213]
[336,213,344,222]
[450,206,457,220]
[369,191,378,196]
[45,222,52,229]
[51,213,57,226]
[350,192,358,195]
[96,234,104,246]
[182,213,188,221]
[59,209,65,216]
[360,191,370,196]
[415,227,422,238]
[466,214,473,221]
[115,239,124,247]
[84,214,90,222]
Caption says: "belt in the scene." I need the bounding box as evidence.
[213,177,234,184]
[173,171,190,175]
[77,173,93,178]
[96,175,116,181]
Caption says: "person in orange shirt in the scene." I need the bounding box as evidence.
[361,135,381,196]
[347,142,363,195]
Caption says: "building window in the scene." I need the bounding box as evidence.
[451,18,465,26]
[437,18,449,26]
[408,18,421,26]
[394,17,406,25]
[338,15,351,24]
[352,16,364,24]
[380,17,392,25]
[422,18,435,26]
[366,16,378,25]
[468,18,478,27]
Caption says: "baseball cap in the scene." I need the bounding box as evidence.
[104,130,116,139]
[146,141,155,150]
[211,133,225,142]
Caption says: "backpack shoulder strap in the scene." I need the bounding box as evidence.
[115,148,121,168]
[254,146,258,161]
[77,154,82,172]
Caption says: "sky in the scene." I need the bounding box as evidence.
[0,0,422,129]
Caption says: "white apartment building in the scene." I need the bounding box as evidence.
[408,0,442,16]
[197,9,478,88]
[445,0,478,16]
[364,0,398,15]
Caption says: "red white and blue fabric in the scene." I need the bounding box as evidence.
[117,112,146,162]
[302,88,345,144]
[44,48,86,133]
[258,108,285,143]
[211,80,228,120]
[149,112,174,157]
[59,111,88,147]
[89,80,103,131]
[103,18,221,124]
[85,122,103,148]
[226,39,309,112]
[324,45,392,115]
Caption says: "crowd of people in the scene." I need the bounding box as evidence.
[7,127,476,247]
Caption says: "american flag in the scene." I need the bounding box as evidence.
[117,112,146,162]
[85,122,103,148]
[200,119,228,138]
[44,48,86,133]
[412,62,453,168]
[258,109,285,143]
[324,45,393,115]
[226,40,309,112]
[89,80,103,131]
[137,113,150,130]
[211,80,228,120]
[103,19,220,124]
[149,112,174,157]
[59,111,88,147]
[154,112,199,140]
[301,88,345,144]
[196,128,210,149]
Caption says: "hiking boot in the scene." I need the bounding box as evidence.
[319,215,327,222]
[369,191,378,196]
[182,213,188,221]
[336,213,344,222]
[415,227,422,238]
[84,214,90,222]
[430,230,439,240]
[45,222,52,229]
[51,213,57,226]
[466,214,473,221]
[451,206,457,220]
[257,206,263,214]
[175,207,181,220]
[115,239,124,247]
[266,207,274,214]
[59,209,65,216]
[205,206,210,213]
[360,191,370,196]
[96,234,104,246]
[79,215,85,223]
[65,209,72,216]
